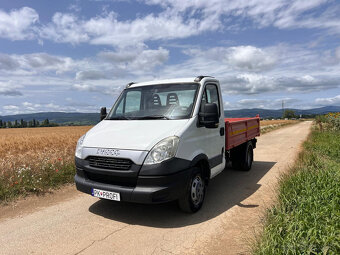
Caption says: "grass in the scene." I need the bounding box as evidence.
[0,126,92,203]
[254,128,340,254]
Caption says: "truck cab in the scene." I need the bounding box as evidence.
[75,76,259,213]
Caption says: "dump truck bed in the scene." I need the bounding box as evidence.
[225,116,260,150]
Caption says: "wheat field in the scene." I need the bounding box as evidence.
[0,126,92,201]
[260,119,297,126]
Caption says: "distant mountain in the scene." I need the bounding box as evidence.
[1,106,339,125]
[0,112,99,125]
[224,106,340,118]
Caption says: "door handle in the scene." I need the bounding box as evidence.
[220,127,225,136]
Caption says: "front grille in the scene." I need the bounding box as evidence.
[87,156,132,170]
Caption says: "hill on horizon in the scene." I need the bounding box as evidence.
[0,106,339,125]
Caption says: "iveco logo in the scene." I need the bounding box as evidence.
[96,148,120,157]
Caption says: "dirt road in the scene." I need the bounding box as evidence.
[0,121,312,255]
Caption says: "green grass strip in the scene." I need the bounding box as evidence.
[254,130,340,254]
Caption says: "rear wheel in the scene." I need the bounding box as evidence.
[178,167,206,213]
[231,141,253,171]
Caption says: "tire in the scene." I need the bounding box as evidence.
[232,142,253,171]
[178,167,206,213]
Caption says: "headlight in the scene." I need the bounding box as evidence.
[75,134,86,158]
[144,136,179,165]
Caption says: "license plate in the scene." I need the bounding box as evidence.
[92,188,120,201]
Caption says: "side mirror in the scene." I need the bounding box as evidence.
[199,103,219,128]
[100,107,107,121]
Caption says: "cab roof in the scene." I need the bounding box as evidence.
[128,77,217,88]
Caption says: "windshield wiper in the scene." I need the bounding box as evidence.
[107,116,131,120]
[138,115,170,120]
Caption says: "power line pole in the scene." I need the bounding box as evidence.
[282,100,284,118]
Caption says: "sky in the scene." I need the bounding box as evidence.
[0,0,339,115]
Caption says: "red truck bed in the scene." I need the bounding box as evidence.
[225,116,260,150]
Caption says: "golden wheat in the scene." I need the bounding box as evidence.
[0,126,91,180]
[260,119,297,127]
[0,126,93,201]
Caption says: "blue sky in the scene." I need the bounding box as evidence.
[0,0,339,115]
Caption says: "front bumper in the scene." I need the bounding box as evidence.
[74,157,191,204]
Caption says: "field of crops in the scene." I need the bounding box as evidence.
[260,119,298,133]
[0,126,91,202]
[260,119,297,126]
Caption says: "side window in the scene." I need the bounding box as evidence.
[204,84,220,116]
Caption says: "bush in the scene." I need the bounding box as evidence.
[315,112,340,131]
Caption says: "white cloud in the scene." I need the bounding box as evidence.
[0,52,77,74]
[315,95,340,105]
[39,12,89,44]
[21,53,75,74]
[226,46,277,71]
[220,74,340,95]
[98,47,169,70]
[336,47,340,61]
[184,45,277,72]
[3,105,19,110]
[221,74,276,94]
[39,9,218,47]
[0,54,19,70]
[76,70,107,80]
[1,101,99,115]
[72,83,122,97]
[0,81,22,96]
[0,1,339,46]
[0,7,39,40]
[223,97,301,110]
[144,0,340,34]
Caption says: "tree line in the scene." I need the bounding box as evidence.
[0,118,59,128]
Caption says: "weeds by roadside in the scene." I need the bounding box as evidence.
[254,118,340,254]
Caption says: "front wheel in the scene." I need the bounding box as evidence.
[178,167,206,213]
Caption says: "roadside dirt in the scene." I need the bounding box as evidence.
[0,121,312,255]
[0,184,80,221]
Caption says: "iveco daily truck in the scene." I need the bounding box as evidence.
[75,76,260,213]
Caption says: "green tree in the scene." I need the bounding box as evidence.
[0,120,2,128]
[33,119,36,127]
[14,120,18,128]
[20,119,24,128]
[7,121,12,128]
[36,120,40,127]
[283,109,296,119]
[42,118,49,126]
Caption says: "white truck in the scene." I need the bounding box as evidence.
[75,76,260,213]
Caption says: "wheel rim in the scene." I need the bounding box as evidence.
[191,175,204,206]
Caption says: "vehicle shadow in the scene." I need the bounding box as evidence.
[88,161,276,228]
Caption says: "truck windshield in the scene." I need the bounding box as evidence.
[107,83,199,120]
